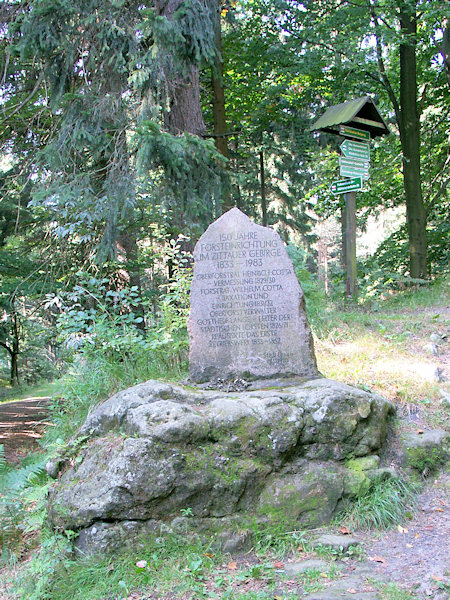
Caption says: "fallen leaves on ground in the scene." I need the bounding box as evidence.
[339,526,352,535]
[136,560,148,569]
[369,554,387,564]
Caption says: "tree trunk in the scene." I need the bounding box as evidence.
[166,66,206,136]
[117,230,146,332]
[158,0,207,137]
[10,348,19,386]
[259,150,268,226]
[442,19,450,89]
[1,310,20,385]
[211,0,231,212]
[399,5,427,279]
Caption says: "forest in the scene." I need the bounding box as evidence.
[0,0,448,389]
[0,2,449,599]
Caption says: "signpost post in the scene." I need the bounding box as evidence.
[344,191,357,297]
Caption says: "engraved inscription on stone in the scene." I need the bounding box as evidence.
[188,208,318,383]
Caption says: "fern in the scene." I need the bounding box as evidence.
[0,451,50,550]
[0,458,47,494]
[0,444,5,471]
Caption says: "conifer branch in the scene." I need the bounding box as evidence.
[1,51,10,87]
[0,70,44,126]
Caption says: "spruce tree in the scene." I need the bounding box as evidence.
[4,0,227,267]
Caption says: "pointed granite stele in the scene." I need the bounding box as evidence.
[188,207,318,383]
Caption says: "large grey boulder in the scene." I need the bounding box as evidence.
[48,378,394,554]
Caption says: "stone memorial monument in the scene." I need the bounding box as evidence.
[45,208,397,557]
[188,207,318,383]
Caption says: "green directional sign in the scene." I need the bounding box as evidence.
[340,139,370,161]
[330,177,363,195]
[339,156,370,179]
[339,125,371,141]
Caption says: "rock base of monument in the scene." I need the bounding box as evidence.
[47,377,395,555]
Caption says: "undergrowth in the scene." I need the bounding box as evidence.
[376,581,424,599]
[0,444,50,562]
[13,532,222,600]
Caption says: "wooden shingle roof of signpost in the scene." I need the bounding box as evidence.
[308,96,389,138]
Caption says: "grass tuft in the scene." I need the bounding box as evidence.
[338,476,418,531]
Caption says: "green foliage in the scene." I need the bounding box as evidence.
[135,124,226,233]
[338,476,418,531]
[53,272,146,339]
[139,0,218,74]
[42,239,191,443]
[376,582,422,600]
[406,446,448,478]
[5,0,227,261]
[14,528,76,600]
[250,519,308,558]
[364,222,449,283]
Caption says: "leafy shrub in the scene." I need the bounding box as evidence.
[365,222,449,284]
[43,238,192,443]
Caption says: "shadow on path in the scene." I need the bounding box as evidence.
[0,397,52,463]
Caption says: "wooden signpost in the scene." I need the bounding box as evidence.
[308,97,389,298]
[338,126,371,297]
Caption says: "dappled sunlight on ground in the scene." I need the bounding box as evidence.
[315,312,449,428]
[0,397,51,463]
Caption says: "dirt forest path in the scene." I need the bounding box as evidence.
[360,471,450,598]
[0,397,52,463]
